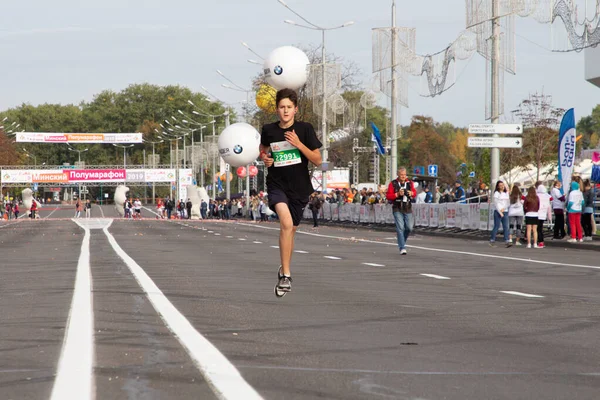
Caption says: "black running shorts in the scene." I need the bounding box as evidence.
[267,188,308,227]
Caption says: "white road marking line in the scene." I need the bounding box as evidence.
[235,222,600,271]
[214,233,221,236]
[363,262,385,267]
[384,237,396,240]
[294,250,309,254]
[226,236,234,238]
[253,241,263,244]
[51,220,95,400]
[500,291,544,298]
[98,204,105,218]
[270,245,279,249]
[208,231,214,233]
[420,274,451,280]
[324,256,342,260]
[238,238,246,241]
[102,221,263,400]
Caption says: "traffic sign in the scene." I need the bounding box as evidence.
[413,166,425,175]
[468,137,523,148]
[33,183,38,192]
[468,124,523,135]
[427,164,438,177]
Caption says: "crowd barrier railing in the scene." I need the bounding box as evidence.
[303,202,494,231]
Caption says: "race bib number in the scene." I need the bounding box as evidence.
[271,140,301,167]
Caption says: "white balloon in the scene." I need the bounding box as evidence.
[218,123,261,167]
[264,46,310,91]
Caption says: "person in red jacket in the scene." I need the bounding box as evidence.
[386,167,417,255]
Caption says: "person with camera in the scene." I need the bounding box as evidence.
[386,167,417,255]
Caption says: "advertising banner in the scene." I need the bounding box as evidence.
[460,205,471,230]
[311,169,350,190]
[446,203,457,228]
[557,108,576,198]
[16,132,143,144]
[480,204,490,230]
[145,169,176,183]
[68,169,126,182]
[126,170,145,182]
[178,169,194,201]
[2,170,33,183]
[470,204,480,229]
[429,204,439,227]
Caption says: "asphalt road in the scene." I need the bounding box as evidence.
[1,204,599,400]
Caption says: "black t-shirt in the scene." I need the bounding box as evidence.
[261,120,322,200]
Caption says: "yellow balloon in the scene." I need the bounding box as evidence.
[256,85,277,114]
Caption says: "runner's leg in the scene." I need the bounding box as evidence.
[275,202,296,277]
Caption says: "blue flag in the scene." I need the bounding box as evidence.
[217,176,223,192]
[370,122,386,155]
[558,108,576,198]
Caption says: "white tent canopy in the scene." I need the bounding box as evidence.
[500,159,595,188]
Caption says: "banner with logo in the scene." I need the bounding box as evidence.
[16,132,143,144]
[558,108,576,198]
[145,169,176,183]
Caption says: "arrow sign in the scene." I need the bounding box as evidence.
[468,124,523,135]
[428,164,438,177]
[468,137,523,148]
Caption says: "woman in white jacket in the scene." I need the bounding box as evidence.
[508,185,525,246]
[490,181,512,247]
[536,184,552,248]
[551,180,566,239]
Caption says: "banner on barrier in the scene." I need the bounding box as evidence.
[446,203,456,227]
[16,132,143,144]
[2,168,180,184]
[460,205,471,230]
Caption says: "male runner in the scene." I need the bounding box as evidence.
[259,88,322,297]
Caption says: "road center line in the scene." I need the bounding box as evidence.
[235,222,600,271]
[500,291,544,298]
[363,262,385,267]
[102,221,263,400]
[294,250,309,254]
[324,256,342,260]
[51,220,95,400]
[420,274,451,280]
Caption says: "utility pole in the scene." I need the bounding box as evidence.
[390,0,398,178]
[490,0,500,189]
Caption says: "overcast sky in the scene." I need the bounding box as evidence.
[0,0,598,128]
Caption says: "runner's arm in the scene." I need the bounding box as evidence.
[296,143,322,166]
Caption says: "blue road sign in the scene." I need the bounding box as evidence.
[427,164,438,177]
[414,166,425,175]
[33,183,38,192]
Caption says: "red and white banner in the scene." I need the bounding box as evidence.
[16,132,143,144]
[1,168,177,184]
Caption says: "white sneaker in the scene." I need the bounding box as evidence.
[584,237,593,242]
[578,239,584,243]
[567,238,577,243]
[400,249,407,255]
[534,244,540,248]
[526,244,532,248]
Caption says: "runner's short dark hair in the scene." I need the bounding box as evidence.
[276,88,298,107]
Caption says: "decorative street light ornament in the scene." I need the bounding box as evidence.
[263,46,310,90]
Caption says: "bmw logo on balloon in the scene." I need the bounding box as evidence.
[274,65,283,75]
[233,145,243,154]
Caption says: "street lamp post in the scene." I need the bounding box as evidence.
[145,139,163,204]
[112,144,134,168]
[279,0,354,193]
[68,147,89,200]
